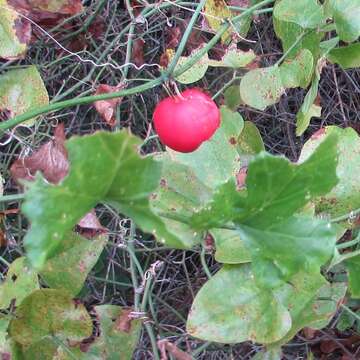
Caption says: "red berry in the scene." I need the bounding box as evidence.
[153,88,221,153]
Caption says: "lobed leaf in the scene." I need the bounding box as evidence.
[22,131,179,269]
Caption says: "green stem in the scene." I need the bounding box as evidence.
[331,208,360,223]
[165,0,207,76]
[340,304,360,322]
[275,30,309,65]
[337,236,360,250]
[128,221,141,311]
[200,245,212,279]
[0,193,25,203]
[123,0,136,80]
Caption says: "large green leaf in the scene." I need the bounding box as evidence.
[0,66,49,126]
[274,0,325,29]
[0,0,28,59]
[191,134,338,285]
[22,131,179,269]
[9,289,92,346]
[327,43,360,69]
[150,106,244,247]
[272,276,347,346]
[0,257,39,309]
[187,264,346,345]
[187,265,292,344]
[299,126,360,221]
[40,233,107,296]
[329,0,360,42]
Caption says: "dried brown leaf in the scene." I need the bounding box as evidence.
[132,38,145,67]
[10,123,68,185]
[158,339,192,360]
[77,210,106,239]
[114,308,133,333]
[94,84,126,127]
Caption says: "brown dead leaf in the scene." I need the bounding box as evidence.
[303,327,318,340]
[94,84,126,127]
[10,123,69,185]
[76,210,106,239]
[114,308,133,333]
[166,26,182,49]
[132,38,145,67]
[158,339,192,360]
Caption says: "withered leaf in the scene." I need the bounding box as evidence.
[132,38,145,67]
[94,84,126,127]
[10,123,68,185]
[76,210,106,239]
[158,339,192,360]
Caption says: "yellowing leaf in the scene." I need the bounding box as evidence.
[204,0,232,43]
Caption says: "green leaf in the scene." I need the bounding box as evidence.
[299,126,360,222]
[252,348,282,360]
[327,43,360,69]
[210,228,251,264]
[40,233,107,296]
[346,256,360,298]
[241,51,313,110]
[191,134,338,285]
[296,59,322,136]
[273,17,324,60]
[9,289,92,346]
[187,265,292,344]
[0,66,49,126]
[86,305,141,359]
[27,0,83,13]
[49,306,141,360]
[204,0,232,43]
[208,46,256,68]
[240,66,284,110]
[165,47,209,84]
[272,276,347,346]
[224,85,241,111]
[237,121,265,155]
[150,106,244,247]
[279,49,314,88]
[166,107,244,189]
[329,0,360,42]
[22,131,178,269]
[0,257,39,309]
[274,0,325,29]
[336,308,356,331]
[0,315,12,356]
[0,0,28,59]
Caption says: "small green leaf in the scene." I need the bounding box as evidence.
[169,46,209,84]
[210,228,251,264]
[22,131,178,269]
[224,85,241,110]
[240,66,284,110]
[273,17,324,59]
[336,308,356,331]
[187,265,292,344]
[252,348,282,360]
[0,0,29,59]
[346,256,360,298]
[299,126,360,222]
[274,0,325,29]
[40,233,107,296]
[327,43,360,69]
[0,66,49,126]
[237,121,265,155]
[329,0,360,43]
[208,46,256,68]
[87,305,141,359]
[9,289,92,346]
[0,257,39,309]
[280,49,314,88]
[296,59,322,136]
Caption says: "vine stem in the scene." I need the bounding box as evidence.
[330,207,360,223]
[165,0,207,76]
[0,193,25,203]
[0,0,273,133]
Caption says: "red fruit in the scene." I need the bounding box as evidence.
[153,88,221,153]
